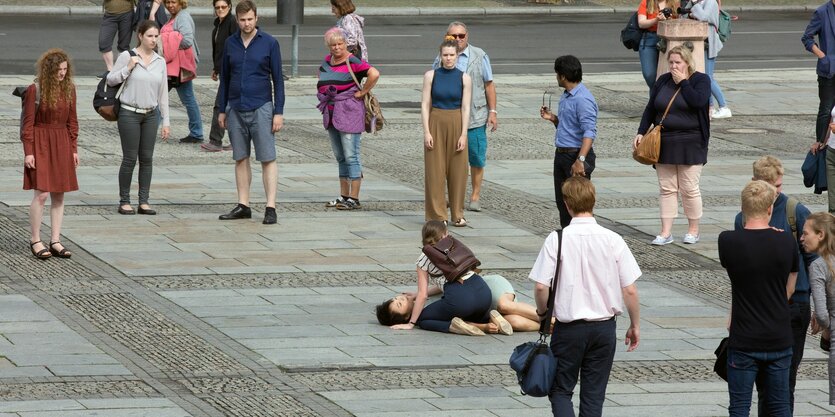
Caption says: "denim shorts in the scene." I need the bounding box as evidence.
[467,125,488,168]
[226,102,276,162]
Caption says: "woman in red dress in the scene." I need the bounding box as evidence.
[22,49,79,260]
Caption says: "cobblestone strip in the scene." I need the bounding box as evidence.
[290,360,828,392]
[0,379,157,401]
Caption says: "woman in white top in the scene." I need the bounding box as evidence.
[107,20,170,215]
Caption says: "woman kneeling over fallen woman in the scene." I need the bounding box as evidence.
[375,220,540,335]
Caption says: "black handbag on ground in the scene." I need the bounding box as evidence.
[422,235,481,282]
[509,230,562,397]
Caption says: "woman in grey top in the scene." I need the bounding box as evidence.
[802,211,835,405]
[107,20,170,215]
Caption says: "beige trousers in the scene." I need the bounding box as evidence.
[655,163,703,220]
[424,108,467,222]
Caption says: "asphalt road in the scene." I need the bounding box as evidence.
[0,12,817,76]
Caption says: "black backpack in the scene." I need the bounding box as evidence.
[132,0,169,30]
[621,12,644,52]
[93,50,137,122]
[12,84,40,141]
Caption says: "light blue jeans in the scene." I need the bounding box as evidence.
[704,52,727,108]
[327,127,362,179]
[175,80,204,139]
[639,32,659,89]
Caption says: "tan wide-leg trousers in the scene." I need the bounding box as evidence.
[424,108,467,222]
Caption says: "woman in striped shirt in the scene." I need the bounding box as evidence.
[316,27,379,211]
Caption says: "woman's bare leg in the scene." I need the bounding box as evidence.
[496,293,539,322]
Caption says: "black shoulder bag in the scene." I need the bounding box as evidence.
[509,230,562,397]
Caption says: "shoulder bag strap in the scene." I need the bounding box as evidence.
[658,87,681,126]
[344,57,362,90]
[540,230,563,336]
[116,50,138,100]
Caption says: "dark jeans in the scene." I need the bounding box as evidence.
[817,76,835,142]
[117,109,158,205]
[548,317,616,417]
[728,347,792,417]
[416,274,491,333]
[209,93,227,146]
[554,148,595,228]
[757,301,810,416]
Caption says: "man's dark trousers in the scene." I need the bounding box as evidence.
[817,76,835,142]
[757,301,811,416]
[554,148,595,228]
[548,317,615,417]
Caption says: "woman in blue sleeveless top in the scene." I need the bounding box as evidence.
[421,38,472,227]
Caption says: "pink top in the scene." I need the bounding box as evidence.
[529,217,641,322]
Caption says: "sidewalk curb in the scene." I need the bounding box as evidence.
[0,5,817,17]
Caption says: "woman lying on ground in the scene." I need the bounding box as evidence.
[375,221,540,335]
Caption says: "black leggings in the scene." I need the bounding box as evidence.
[416,274,492,333]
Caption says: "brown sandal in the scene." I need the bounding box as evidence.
[29,240,51,260]
[49,241,72,259]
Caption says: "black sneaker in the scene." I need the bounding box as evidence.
[219,203,251,220]
[263,207,277,224]
[179,135,203,144]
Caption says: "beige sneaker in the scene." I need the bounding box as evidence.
[449,317,485,336]
[489,310,513,335]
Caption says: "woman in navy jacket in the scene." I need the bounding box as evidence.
[633,44,711,247]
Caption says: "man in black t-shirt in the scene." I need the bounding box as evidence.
[718,180,797,417]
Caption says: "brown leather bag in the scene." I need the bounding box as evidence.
[422,235,481,282]
[633,88,680,165]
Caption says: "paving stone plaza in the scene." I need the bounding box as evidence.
[1,67,834,416]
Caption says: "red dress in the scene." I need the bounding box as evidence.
[22,84,79,192]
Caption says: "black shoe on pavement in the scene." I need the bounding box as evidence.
[179,135,203,144]
[263,207,277,224]
[219,203,251,220]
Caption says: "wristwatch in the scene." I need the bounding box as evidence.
[578,155,586,162]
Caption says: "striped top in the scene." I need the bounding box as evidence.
[416,253,475,292]
[317,54,370,98]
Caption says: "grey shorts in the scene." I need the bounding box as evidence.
[99,11,133,53]
[226,102,276,162]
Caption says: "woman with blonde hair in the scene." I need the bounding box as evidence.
[317,27,380,210]
[803,211,835,405]
[636,0,679,88]
[633,44,711,246]
[22,49,78,260]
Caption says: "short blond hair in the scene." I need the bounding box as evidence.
[752,156,784,184]
[741,180,776,221]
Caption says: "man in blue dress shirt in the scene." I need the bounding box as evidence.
[540,55,598,228]
[217,0,285,225]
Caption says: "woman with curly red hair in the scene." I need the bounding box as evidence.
[22,48,78,260]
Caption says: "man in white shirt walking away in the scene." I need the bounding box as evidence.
[530,176,642,417]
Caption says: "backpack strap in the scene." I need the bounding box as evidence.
[786,196,799,235]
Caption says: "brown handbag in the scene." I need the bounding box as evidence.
[633,88,680,165]
[346,60,386,134]
[422,235,481,282]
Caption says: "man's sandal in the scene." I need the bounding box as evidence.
[29,240,51,260]
[49,241,72,259]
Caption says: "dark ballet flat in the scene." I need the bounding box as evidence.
[118,206,136,215]
[137,207,157,215]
